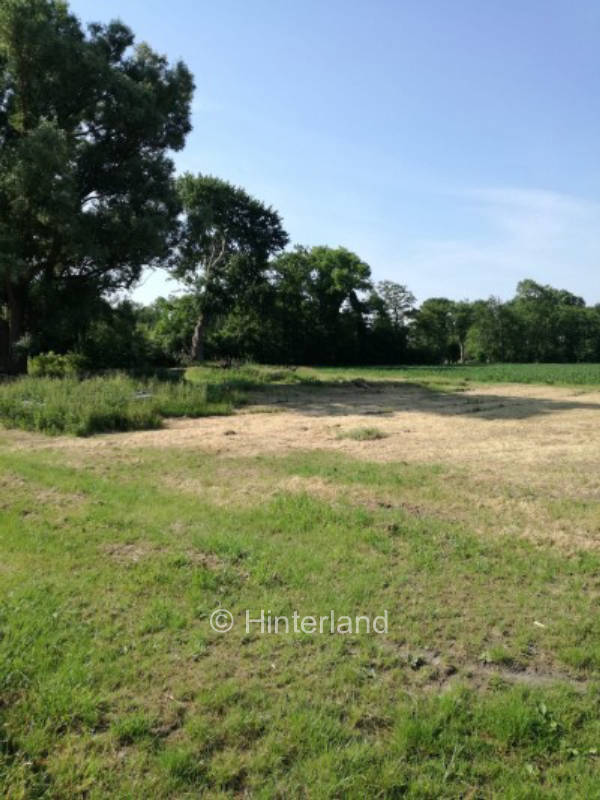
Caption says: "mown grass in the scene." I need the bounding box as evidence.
[1,440,600,798]
[0,375,232,436]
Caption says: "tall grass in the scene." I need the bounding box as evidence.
[185,363,318,390]
[0,375,232,436]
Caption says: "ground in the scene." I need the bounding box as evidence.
[2,379,600,797]
[19,381,600,549]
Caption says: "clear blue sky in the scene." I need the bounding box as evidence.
[69,0,600,305]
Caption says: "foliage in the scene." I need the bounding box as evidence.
[140,295,201,365]
[27,350,85,378]
[376,280,415,329]
[0,0,193,369]
[412,297,459,363]
[77,300,160,369]
[269,245,373,364]
[0,5,597,376]
[172,173,289,360]
[169,277,600,368]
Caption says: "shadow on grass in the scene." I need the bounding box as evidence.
[243,380,600,421]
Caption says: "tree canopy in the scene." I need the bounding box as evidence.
[173,173,289,361]
[0,0,193,369]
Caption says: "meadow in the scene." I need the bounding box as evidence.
[1,363,600,437]
[1,364,600,797]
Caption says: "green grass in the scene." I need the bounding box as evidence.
[185,363,318,390]
[0,374,232,436]
[2,441,600,797]
[2,363,599,794]
[296,363,600,390]
[185,362,600,396]
[336,426,388,441]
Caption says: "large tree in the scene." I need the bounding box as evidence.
[376,281,415,330]
[412,297,458,363]
[513,279,586,362]
[0,0,194,369]
[173,173,289,361]
[272,245,372,363]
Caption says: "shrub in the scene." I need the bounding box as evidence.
[28,351,86,379]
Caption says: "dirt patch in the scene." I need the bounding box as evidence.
[390,644,588,693]
[102,542,155,564]
[0,473,27,492]
[102,542,233,572]
[162,469,340,508]
[0,472,85,511]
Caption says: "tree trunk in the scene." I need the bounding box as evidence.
[190,312,205,362]
[5,281,27,373]
[0,319,9,373]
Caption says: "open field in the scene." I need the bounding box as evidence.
[292,363,600,388]
[185,362,600,392]
[3,363,600,437]
[2,370,600,797]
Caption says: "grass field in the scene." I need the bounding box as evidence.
[186,362,600,390]
[275,363,600,391]
[2,363,600,437]
[2,366,600,797]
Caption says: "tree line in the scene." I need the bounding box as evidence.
[37,271,599,369]
[1,1,599,372]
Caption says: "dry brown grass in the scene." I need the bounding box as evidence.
[3,382,600,551]
[14,382,596,468]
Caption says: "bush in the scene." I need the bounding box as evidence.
[28,351,86,379]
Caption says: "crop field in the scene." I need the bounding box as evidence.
[303,362,600,388]
[2,366,600,797]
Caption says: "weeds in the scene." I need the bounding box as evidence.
[0,374,231,436]
[337,426,388,441]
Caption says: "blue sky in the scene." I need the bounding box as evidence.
[69,0,600,305]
